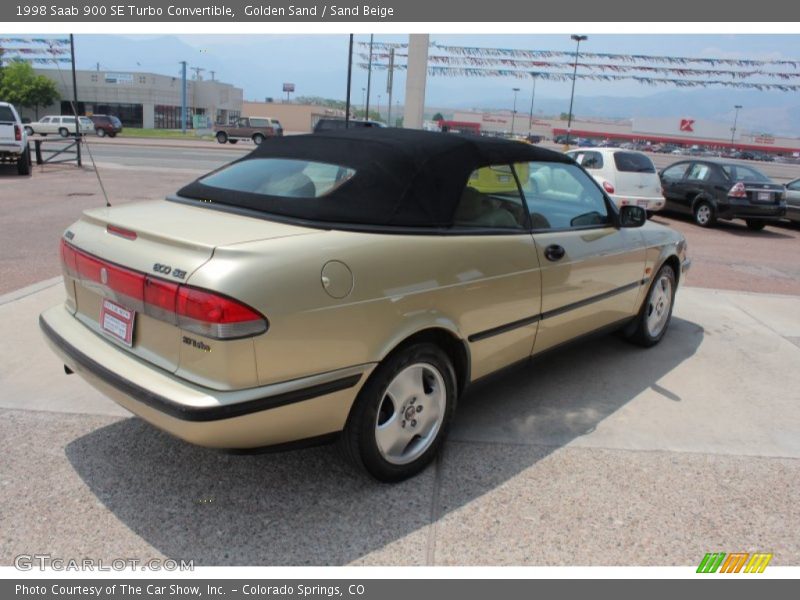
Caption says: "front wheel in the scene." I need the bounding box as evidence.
[24,126,33,136]
[96,128,106,137]
[625,264,676,347]
[340,343,456,482]
[746,220,766,231]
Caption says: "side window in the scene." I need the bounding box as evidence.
[788,180,800,192]
[582,151,604,170]
[453,165,527,229]
[661,163,689,183]
[686,163,711,181]
[514,162,610,230]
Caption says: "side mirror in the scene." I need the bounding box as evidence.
[619,205,647,228]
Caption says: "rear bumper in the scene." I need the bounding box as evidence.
[718,200,786,221]
[611,194,665,211]
[40,305,373,448]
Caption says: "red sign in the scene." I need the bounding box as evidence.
[680,119,695,132]
[100,298,135,347]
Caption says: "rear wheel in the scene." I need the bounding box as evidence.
[58,127,69,138]
[108,132,117,138]
[625,264,676,347]
[693,200,716,227]
[252,133,265,145]
[17,148,31,175]
[215,131,228,144]
[746,220,766,231]
[340,343,456,482]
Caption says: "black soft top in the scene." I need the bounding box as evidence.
[176,127,572,228]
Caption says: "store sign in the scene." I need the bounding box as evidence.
[283,82,295,92]
[105,72,133,84]
[754,134,775,144]
[679,118,695,132]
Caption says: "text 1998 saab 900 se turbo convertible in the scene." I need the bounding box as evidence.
[40,128,690,481]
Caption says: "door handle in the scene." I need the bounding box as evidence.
[544,244,566,262]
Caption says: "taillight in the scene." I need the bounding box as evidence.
[177,287,268,339]
[14,124,22,141]
[59,240,268,339]
[602,181,615,194]
[729,182,747,198]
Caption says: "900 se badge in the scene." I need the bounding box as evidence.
[153,263,187,279]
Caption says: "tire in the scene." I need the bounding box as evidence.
[693,199,716,227]
[96,128,106,137]
[17,148,31,176]
[108,132,117,138]
[24,126,33,136]
[625,264,677,347]
[340,343,457,482]
[58,127,69,138]
[746,220,766,231]
[252,133,265,145]
[216,131,228,144]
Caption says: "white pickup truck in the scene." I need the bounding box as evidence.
[0,102,31,175]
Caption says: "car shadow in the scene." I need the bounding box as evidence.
[65,317,703,565]
[0,163,29,177]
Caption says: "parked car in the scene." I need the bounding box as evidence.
[313,118,385,133]
[566,148,665,213]
[214,116,283,145]
[89,114,123,138]
[40,128,689,481]
[0,101,31,175]
[659,159,786,230]
[783,178,800,224]
[24,115,95,137]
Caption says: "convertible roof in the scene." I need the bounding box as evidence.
[177,127,572,228]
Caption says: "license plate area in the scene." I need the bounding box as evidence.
[756,191,773,203]
[100,298,135,346]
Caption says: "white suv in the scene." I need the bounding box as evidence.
[24,115,95,137]
[567,148,665,212]
[0,102,31,175]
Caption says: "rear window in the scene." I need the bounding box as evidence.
[614,152,655,173]
[721,164,770,183]
[0,106,16,123]
[198,158,356,199]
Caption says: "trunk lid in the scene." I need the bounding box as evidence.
[63,200,319,385]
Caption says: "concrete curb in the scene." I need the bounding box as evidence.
[0,276,62,306]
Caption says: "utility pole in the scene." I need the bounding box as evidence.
[365,34,374,119]
[210,70,216,81]
[345,34,353,127]
[528,74,537,134]
[731,104,743,146]
[190,66,204,80]
[510,87,520,136]
[386,48,395,127]
[180,61,187,133]
[69,34,81,166]
[565,34,587,147]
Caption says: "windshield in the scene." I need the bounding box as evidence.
[199,158,356,199]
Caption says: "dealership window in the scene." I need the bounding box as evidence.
[453,165,528,229]
[155,105,199,129]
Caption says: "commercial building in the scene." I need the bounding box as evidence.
[451,109,800,154]
[25,68,243,129]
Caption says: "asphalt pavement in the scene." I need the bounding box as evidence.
[1,281,798,565]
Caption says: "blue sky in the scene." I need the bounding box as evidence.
[69,34,800,105]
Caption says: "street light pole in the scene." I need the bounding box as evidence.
[528,73,537,134]
[731,104,743,146]
[566,34,587,147]
[365,34,374,118]
[511,87,520,136]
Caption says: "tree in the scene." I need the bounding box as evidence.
[0,61,60,119]
[432,112,444,121]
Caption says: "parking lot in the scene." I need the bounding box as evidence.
[1,138,799,566]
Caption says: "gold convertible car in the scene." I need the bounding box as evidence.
[40,129,689,481]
